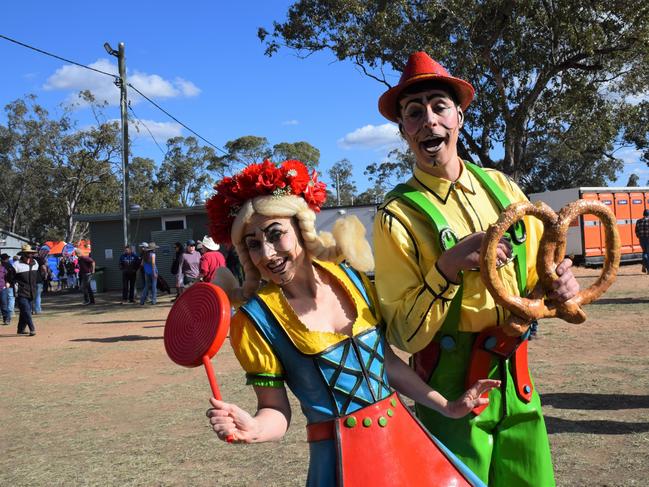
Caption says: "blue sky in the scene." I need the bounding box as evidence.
[1,1,645,196]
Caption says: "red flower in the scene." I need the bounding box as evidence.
[206,193,234,245]
[207,159,328,243]
[303,171,327,211]
[255,160,285,193]
[281,160,310,194]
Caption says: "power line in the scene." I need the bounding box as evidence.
[128,83,227,155]
[1,33,227,156]
[0,33,118,79]
[127,103,166,154]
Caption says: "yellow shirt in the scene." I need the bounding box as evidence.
[229,260,380,383]
[373,160,543,354]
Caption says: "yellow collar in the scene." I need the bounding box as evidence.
[255,260,377,354]
[412,158,477,202]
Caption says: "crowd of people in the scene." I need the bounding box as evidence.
[0,238,238,337]
[117,238,234,306]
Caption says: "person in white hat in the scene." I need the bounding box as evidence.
[197,236,225,283]
[14,244,39,335]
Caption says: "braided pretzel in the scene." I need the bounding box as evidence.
[480,200,621,336]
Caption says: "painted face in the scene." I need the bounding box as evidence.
[398,89,463,175]
[242,214,306,287]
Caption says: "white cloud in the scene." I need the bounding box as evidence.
[126,119,183,141]
[174,77,201,97]
[282,119,299,126]
[43,58,201,107]
[44,59,119,105]
[337,123,403,150]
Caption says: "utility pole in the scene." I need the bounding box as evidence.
[335,170,341,206]
[104,41,130,247]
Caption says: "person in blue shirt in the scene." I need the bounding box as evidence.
[119,245,141,304]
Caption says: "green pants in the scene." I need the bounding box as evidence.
[416,332,555,487]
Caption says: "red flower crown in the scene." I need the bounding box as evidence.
[206,159,327,244]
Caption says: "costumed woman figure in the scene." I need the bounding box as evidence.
[205,160,499,487]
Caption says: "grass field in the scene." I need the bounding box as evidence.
[1,264,648,486]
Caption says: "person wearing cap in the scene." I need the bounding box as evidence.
[1,253,16,326]
[197,236,226,284]
[139,243,158,305]
[203,159,498,486]
[373,52,581,486]
[635,209,649,273]
[13,244,40,336]
[178,239,201,289]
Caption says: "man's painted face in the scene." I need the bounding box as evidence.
[398,89,463,174]
[242,214,306,287]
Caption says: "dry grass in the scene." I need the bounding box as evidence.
[1,264,648,486]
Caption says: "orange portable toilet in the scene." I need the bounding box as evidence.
[581,192,603,257]
[613,192,633,255]
[630,192,645,254]
[597,193,614,257]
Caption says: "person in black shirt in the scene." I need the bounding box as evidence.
[119,245,140,304]
[635,209,649,273]
[13,244,39,336]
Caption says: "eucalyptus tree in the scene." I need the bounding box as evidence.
[260,1,649,192]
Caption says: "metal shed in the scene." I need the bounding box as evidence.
[75,203,378,291]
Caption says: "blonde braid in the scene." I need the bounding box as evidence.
[294,208,339,263]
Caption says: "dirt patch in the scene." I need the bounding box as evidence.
[1,265,648,486]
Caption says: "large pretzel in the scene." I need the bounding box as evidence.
[480,200,621,336]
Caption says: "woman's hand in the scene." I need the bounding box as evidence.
[206,398,259,443]
[444,379,501,419]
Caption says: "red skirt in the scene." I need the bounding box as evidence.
[334,393,479,486]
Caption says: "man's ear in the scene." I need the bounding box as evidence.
[457,106,464,127]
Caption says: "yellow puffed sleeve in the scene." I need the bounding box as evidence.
[229,310,285,387]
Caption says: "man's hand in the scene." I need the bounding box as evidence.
[437,232,512,283]
[547,258,580,303]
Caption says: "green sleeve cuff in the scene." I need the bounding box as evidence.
[245,373,285,388]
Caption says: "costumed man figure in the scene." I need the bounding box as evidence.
[204,160,501,487]
[373,52,581,486]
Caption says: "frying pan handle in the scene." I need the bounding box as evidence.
[202,354,234,443]
[202,354,222,400]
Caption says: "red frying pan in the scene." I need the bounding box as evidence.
[165,282,233,440]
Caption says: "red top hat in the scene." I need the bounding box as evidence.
[378,52,475,122]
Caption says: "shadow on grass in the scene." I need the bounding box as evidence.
[589,297,649,305]
[83,319,165,324]
[545,416,649,435]
[543,393,649,410]
[70,335,163,343]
